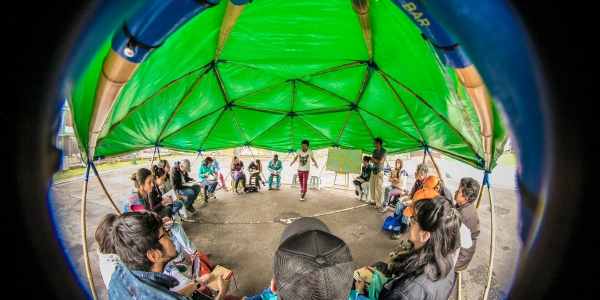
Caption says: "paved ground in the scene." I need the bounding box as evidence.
[49,155,520,300]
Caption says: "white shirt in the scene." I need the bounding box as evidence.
[295,149,314,171]
[97,249,120,289]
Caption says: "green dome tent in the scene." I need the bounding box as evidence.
[68,0,507,170]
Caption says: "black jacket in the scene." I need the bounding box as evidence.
[378,267,455,300]
[170,163,194,190]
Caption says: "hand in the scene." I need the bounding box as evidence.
[217,274,230,293]
[197,273,214,285]
[355,276,367,294]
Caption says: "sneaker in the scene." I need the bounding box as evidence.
[391,232,405,240]
[277,187,280,190]
[234,190,239,195]
[300,194,305,201]
[208,192,215,198]
[378,206,389,213]
[268,186,273,190]
[355,190,359,196]
[186,206,195,213]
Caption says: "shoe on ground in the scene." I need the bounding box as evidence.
[186,206,195,213]
[378,206,389,213]
[277,187,280,190]
[355,190,359,196]
[368,201,376,205]
[180,217,199,223]
[391,232,405,240]
[234,190,239,195]
[269,186,273,190]
[300,194,305,201]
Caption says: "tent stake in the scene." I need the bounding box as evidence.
[81,162,98,300]
[90,163,121,214]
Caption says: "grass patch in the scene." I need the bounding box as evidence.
[53,161,140,181]
[52,155,194,181]
[496,153,517,166]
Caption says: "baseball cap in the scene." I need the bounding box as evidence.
[182,159,191,172]
[403,188,439,217]
[424,175,439,189]
[275,217,354,300]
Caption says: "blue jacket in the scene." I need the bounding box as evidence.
[268,159,282,172]
[108,263,190,300]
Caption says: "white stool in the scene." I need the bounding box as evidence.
[291,174,299,187]
[309,176,322,190]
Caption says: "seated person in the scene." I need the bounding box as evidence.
[424,175,454,205]
[230,156,246,195]
[157,160,190,221]
[170,159,202,213]
[123,168,155,213]
[353,156,372,201]
[94,213,197,293]
[267,154,282,190]
[109,211,236,300]
[390,163,428,240]
[125,168,205,268]
[210,152,228,191]
[243,217,357,300]
[247,159,263,190]
[383,159,407,206]
[356,197,461,300]
[149,165,177,219]
[198,156,219,201]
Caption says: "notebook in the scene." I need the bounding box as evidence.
[353,266,374,289]
[162,189,176,200]
[207,265,233,290]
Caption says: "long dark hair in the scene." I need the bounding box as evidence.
[131,168,152,189]
[400,196,461,281]
[112,211,164,272]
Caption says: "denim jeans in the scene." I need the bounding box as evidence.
[234,177,246,190]
[393,202,410,224]
[171,199,186,217]
[170,221,197,262]
[108,264,189,300]
[269,174,281,188]
[384,185,401,206]
[178,188,196,208]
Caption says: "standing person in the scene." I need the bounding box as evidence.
[370,137,387,209]
[454,177,481,274]
[210,152,228,191]
[109,211,236,300]
[248,159,263,190]
[289,139,318,201]
[170,159,201,214]
[353,156,372,201]
[198,156,219,202]
[230,156,246,195]
[267,154,282,190]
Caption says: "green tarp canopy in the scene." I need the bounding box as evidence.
[68,0,507,170]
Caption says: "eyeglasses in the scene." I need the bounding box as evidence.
[158,227,172,240]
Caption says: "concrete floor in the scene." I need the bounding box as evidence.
[49,155,520,300]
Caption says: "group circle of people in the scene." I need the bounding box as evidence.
[97,137,481,299]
